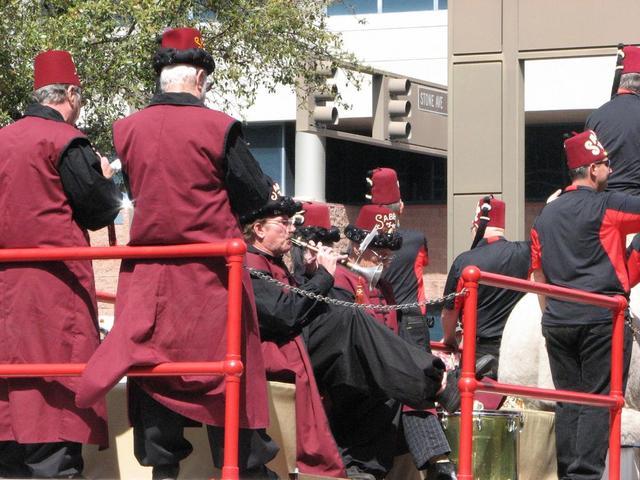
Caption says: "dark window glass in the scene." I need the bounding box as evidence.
[245,124,284,189]
[382,0,434,12]
[327,0,377,15]
[325,138,446,204]
[438,0,447,9]
[525,123,583,201]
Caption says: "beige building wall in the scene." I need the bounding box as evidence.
[448,0,640,263]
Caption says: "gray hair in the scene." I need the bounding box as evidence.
[568,165,589,181]
[619,73,640,94]
[159,64,198,92]
[32,83,76,104]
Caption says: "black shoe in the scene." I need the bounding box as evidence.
[475,354,498,380]
[436,367,461,413]
[152,464,180,480]
[346,465,377,480]
[426,460,457,479]
[241,465,280,479]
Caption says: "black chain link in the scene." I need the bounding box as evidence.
[245,266,466,312]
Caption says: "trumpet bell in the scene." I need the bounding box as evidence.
[349,262,383,289]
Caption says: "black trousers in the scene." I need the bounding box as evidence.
[542,322,632,480]
[476,336,502,380]
[129,381,278,479]
[0,440,83,478]
[399,314,451,470]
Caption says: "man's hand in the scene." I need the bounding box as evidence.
[303,240,319,275]
[99,155,114,179]
[316,242,346,276]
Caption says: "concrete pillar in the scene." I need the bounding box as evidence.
[294,131,326,201]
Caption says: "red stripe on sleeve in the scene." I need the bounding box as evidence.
[414,245,428,315]
[530,227,542,276]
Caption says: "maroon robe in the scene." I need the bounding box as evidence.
[0,116,108,446]
[333,265,435,415]
[333,265,398,333]
[76,103,269,429]
[246,251,346,478]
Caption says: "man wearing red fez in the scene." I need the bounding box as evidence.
[586,45,640,194]
[365,168,458,479]
[530,129,640,479]
[441,194,530,376]
[76,27,277,479]
[244,198,449,480]
[0,50,121,477]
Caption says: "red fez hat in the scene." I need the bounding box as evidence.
[300,201,331,229]
[622,46,640,74]
[472,196,505,229]
[33,50,80,90]
[355,205,398,234]
[161,27,205,50]
[365,168,401,205]
[154,27,215,74]
[564,130,607,170]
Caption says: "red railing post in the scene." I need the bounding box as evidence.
[458,265,480,480]
[220,241,246,480]
[609,296,627,480]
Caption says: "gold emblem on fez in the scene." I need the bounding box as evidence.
[194,36,204,48]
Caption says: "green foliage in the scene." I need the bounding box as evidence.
[0,0,359,152]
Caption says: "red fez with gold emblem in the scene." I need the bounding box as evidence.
[33,50,81,90]
[154,27,215,74]
[564,130,607,170]
[365,168,401,205]
[622,46,640,74]
[345,204,402,250]
[300,201,332,229]
[472,196,505,229]
[355,205,398,234]
[161,27,205,50]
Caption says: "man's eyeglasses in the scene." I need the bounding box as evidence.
[265,218,296,228]
[594,159,610,168]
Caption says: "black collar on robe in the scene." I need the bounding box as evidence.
[23,103,66,122]
[148,91,206,108]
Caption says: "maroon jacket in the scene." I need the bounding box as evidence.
[246,249,346,478]
[77,98,269,429]
[0,115,107,446]
[333,265,398,333]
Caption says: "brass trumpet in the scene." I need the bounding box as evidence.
[291,237,383,289]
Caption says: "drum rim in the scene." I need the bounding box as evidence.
[441,410,524,419]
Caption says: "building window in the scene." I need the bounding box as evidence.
[244,123,295,195]
[328,0,446,15]
[327,0,377,15]
[525,123,582,201]
[382,0,434,13]
[325,138,446,204]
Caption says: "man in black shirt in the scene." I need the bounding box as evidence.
[531,130,636,479]
[365,168,457,479]
[586,46,640,195]
[441,196,530,377]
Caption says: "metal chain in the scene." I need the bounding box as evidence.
[245,266,466,312]
[625,316,640,343]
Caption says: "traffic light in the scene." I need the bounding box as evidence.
[296,62,339,131]
[373,74,412,140]
[311,62,339,125]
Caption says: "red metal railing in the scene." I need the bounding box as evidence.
[457,266,626,480]
[0,241,247,480]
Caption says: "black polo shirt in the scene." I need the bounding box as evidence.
[381,228,428,316]
[443,236,530,338]
[531,185,640,326]
[586,92,640,195]
[627,233,640,288]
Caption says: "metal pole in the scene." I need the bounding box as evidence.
[221,244,246,480]
[608,296,627,480]
[458,265,480,480]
